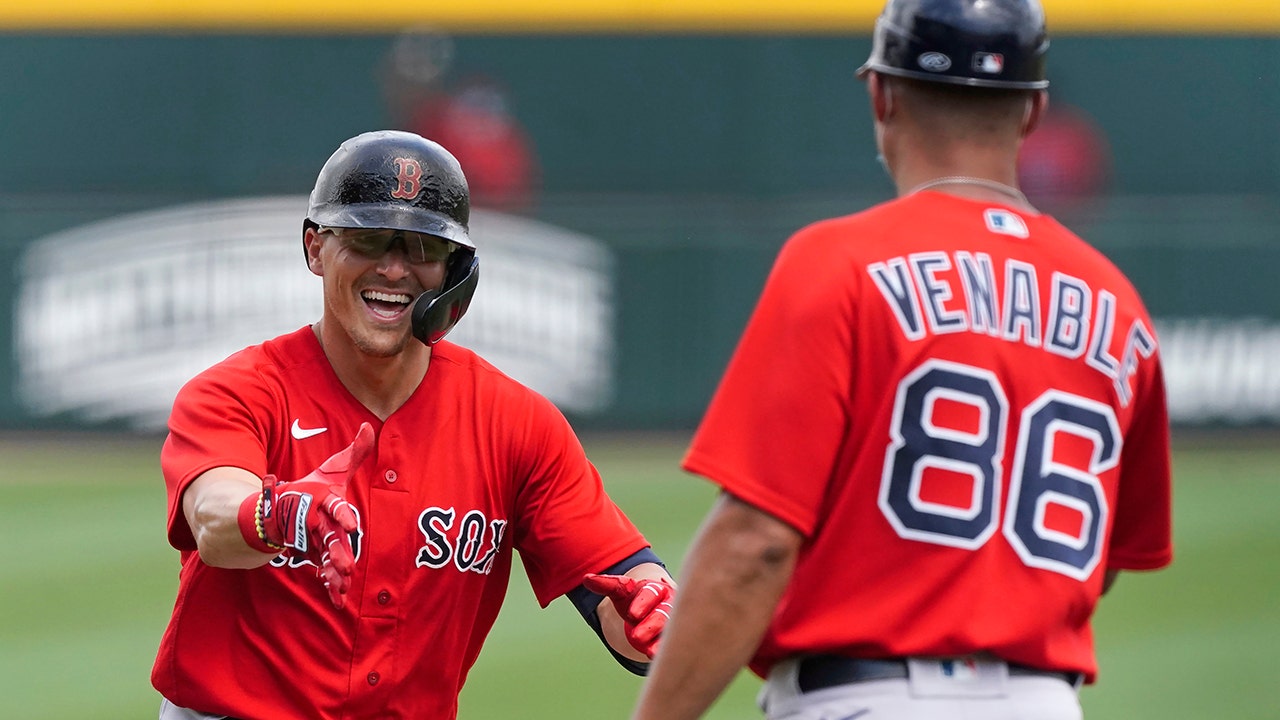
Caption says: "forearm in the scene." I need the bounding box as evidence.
[633,493,801,720]
[599,562,674,662]
[182,467,276,568]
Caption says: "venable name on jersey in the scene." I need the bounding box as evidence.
[868,250,1157,407]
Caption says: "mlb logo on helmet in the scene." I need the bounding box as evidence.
[973,52,1005,75]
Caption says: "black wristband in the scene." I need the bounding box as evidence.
[566,547,667,676]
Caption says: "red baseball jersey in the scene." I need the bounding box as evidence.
[684,192,1173,683]
[153,327,649,719]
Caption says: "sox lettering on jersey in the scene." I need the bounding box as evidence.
[268,505,507,576]
[416,507,508,575]
[868,251,1157,406]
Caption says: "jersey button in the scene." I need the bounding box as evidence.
[367,671,380,686]
[377,590,391,605]
[384,469,398,484]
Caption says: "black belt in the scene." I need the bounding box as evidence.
[795,655,1082,693]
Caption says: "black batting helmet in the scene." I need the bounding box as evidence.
[858,0,1050,90]
[306,130,479,346]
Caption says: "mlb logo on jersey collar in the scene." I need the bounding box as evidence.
[984,209,1029,238]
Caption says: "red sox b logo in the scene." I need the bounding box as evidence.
[391,157,423,200]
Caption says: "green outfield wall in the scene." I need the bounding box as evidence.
[2,33,1278,430]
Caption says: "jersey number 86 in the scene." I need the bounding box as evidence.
[879,359,1120,582]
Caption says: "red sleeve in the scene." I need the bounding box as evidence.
[683,223,856,536]
[1108,355,1174,570]
[511,392,650,607]
[160,361,272,552]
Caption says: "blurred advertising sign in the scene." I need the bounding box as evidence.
[15,198,614,431]
[1157,317,1280,426]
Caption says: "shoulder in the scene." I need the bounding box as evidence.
[430,341,556,409]
[1037,216,1151,310]
[430,340,515,384]
[765,199,913,292]
[430,341,579,450]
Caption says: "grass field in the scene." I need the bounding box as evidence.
[1,430,1277,719]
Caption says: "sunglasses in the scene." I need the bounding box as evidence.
[321,226,456,264]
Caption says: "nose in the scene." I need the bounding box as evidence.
[375,242,413,279]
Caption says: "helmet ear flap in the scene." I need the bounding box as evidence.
[412,253,479,346]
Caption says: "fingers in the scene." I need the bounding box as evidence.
[310,504,356,571]
[312,513,355,609]
[583,573,644,621]
[323,494,360,535]
[622,583,674,658]
[625,579,673,621]
[318,519,356,576]
[316,422,376,480]
[626,599,673,657]
[318,555,350,610]
[582,572,634,600]
[583,573,676,654]
[348,421,375,469]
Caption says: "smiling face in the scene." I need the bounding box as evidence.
[305,226,450,358]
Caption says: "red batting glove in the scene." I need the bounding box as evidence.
[583,572,675,658]
[239,422,374,609]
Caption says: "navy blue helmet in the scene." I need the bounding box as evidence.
[306,130,479,345]
[858,0,1050,90]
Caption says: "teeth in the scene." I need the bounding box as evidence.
[362,290,411,304]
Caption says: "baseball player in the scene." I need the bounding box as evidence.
[151,130,675,720]
[631,1,1172,719]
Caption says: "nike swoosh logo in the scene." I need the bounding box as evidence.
[291,419,328,440]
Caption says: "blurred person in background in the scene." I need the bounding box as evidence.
[631,1,1172,719]
[152,130,671,720]
[1017,87,1111,217]
[382,27,540,213]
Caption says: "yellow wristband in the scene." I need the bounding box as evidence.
[255,492,286,551]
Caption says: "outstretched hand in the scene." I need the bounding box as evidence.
[583,572,675,658]
[244,422,374,609]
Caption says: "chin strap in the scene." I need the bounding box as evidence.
[411,256,479,346]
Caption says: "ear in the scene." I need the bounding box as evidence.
[303,226,325,276]
[1021,89,1049,138]
[869,72,894,123]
